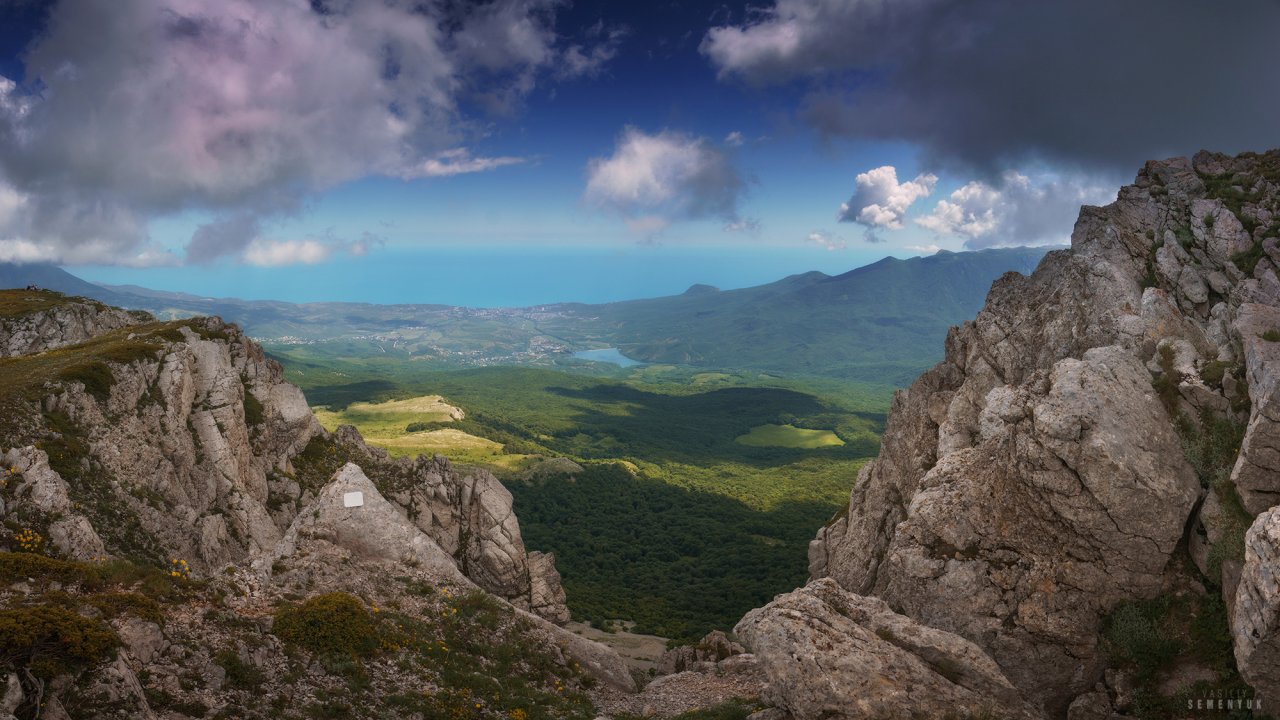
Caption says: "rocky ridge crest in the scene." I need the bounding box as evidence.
[733,150,1280,719]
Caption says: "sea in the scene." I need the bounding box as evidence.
[75,245,890,308]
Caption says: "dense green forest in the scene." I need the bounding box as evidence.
[509,462,838,639]
[281,361,880,640]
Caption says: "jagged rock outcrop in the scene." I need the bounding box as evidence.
[262,462,635,692]
[0,446,107,560]
[1232,302,1280,514]
[0,293,142,358]
[39,316,322,569]
[656,630,744,675]
[263,463,470,583]
[0,291,614,716]
[1234,507,1280,697]
[326,426,571,621]
[802,150,1280,715]
[736,579,1039,720]
[0,298,570,624]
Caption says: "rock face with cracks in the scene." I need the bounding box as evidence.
[794,150,1280,716]
[736,579,1040,720]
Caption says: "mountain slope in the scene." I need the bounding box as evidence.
[574,246,1050,382]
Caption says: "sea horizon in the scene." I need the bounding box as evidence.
[72,244,905,309]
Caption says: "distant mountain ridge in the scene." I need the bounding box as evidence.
[0,246,1055,383]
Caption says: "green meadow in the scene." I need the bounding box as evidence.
[735,423,846,449]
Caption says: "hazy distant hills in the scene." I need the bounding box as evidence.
[552,247,1051,383]
[0,245,1053,384]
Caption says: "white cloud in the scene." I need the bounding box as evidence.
[558,24,627,80]
[904,243,943,254]
[405,149,528,179]
[0,238,56,264]
[838,166,937,229]
[807,231,846,251]
[725,131,745,147]
[585,127,749,232]
[916,181,1003,238]
[0,0,614,266]
[916,171,1114,248]
[701,0,901,84]
[243,239,333,267]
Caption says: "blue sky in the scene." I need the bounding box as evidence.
[0,0,1276,304]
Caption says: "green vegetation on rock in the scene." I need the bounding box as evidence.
[272,592,380,658]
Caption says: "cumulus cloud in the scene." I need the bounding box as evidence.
[838,166,936,229]
[0,0,615,265]
[243,239,333,267]
[702,0,1280,172]
[806,231,846,251]
[916,172,1113,249]
[585,127,749,232]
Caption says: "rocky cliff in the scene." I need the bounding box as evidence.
[734,150,1280,719]
[0,290,631,718]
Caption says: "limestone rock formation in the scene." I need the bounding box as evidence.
[735,579,1039,720]
[263,462,635,692]
[1234,506,1280,698]
[656,630,744,675]
[801,149,1280,716]
[264,463,469,583]
[0,291,616,715]
[0,293,141,358]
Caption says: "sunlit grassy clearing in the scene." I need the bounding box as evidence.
[312,394,531,469]
[312,394,462,436]
[734,423,846,449]
[376,428,529,469]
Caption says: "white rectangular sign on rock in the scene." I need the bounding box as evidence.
[343,491,364,508]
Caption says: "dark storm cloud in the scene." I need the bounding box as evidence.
[703,0,1280,173]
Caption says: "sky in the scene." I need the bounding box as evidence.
[0,0,1277,305]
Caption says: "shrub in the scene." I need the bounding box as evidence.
[1261,330,1280,342]
[0,551,96,586]
[58,362,115,401]
[1102,599,1179,682]
[215,649,265,689]
[1176,412,1245,488]
[1151,345,1181,414]
[1199,360,1234,389]
[272,592,379,658]
[88,591,164,624]
[1175,225,1196,249]
[0,605,119,678]
[1231,242,1265,276]
[243,386,265,426]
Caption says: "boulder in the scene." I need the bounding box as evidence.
[1234,507,1280,701]
[735,579,1040,720]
